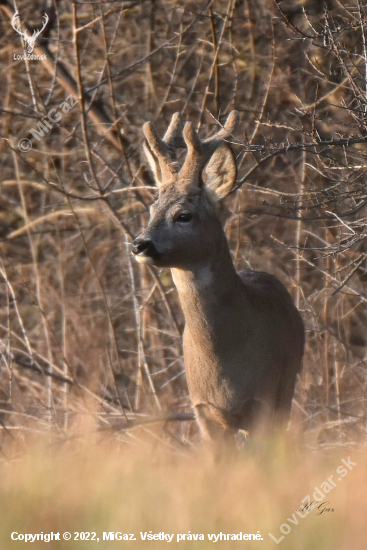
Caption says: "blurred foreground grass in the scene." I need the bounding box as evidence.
[0,424,366,550]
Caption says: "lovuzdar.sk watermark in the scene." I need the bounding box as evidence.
[12,11,48,61]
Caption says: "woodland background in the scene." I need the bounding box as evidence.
[0,0,366,452]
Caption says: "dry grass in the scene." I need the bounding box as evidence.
[1,427,366,550]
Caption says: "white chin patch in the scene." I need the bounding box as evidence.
[134,254,154,265]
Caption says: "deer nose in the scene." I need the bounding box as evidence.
[131,239,152,256]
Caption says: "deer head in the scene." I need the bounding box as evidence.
[12,12,49,54]
[132,112,239,269]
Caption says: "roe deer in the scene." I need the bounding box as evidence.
[132,111,305,444]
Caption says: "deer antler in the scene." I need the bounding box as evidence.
[143,111,239,190]
[12,12,28,40]
[32,13,49,41]
[143,112,184,184]
[179,111,239,187]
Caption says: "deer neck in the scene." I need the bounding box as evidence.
[171,233,242,330]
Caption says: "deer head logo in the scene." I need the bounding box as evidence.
[12,12,49,54]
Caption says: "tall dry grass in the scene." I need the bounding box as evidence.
[0,427,366,550]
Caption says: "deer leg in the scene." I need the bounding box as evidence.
[273,368,299,428]
[194,403,236,446]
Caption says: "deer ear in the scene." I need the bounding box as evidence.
[203,144,237,201]
[143,140,162,185]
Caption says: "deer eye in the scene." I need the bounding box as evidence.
[174,212,193,223]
